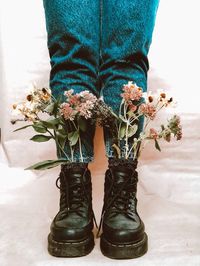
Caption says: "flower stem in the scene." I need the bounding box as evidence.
[78,134,83,162]
[70,145,74,162]
[125,120,129,159]
[46,128,70,161]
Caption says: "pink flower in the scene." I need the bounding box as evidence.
[64,89,74,98]
[78,102,93,119]
[79,90,97,103]
[61,90,97,120]
[139,103,156,120]
[149,128,159,140]
[60,103,77,120]
[68,94,80,106]
[121,82,143,102]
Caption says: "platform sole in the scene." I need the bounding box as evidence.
[100,233,148,259]
[48,232,94,257]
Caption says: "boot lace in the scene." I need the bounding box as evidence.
[56,167,98,227]
[97,168,137,237]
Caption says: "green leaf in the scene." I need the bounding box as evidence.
[127,110,134,118]
[127,124,138,138]
[53,97,62,115]
[30,135,52,142]
[57,124,67,134]
[78,117,87,132]
[44,102,55,114]
[119,124,126,139]
[68,131,79,146]
[127,111,139,120]
[13,124,33,132]
[25,159,69,170]
[32,123,47,133]
[57,132,67,140]
[155,139,161,152]
[58,136,67,150]
[42,118,60,129]
[57,131,67,148]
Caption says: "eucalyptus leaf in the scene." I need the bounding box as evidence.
[127,111,138,120]
[127,124,138,138]
[30,135,52,142]
[57,131,67,150]
[32,123,47,133]
[42,118,60,129]
[25,159,69,170]
[53,97,62,116]
[44,102,55,114]
[119,124,126,139]
[68,131,79,146]
[57,136,66,150]
[57,132,67,140]
[58,127,67,135]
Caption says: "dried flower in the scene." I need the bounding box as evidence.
[93,99,116,127]
[148,96,154,103]
[12,86,98,169]
[11,82,183,170]
[121,81,143,102]
[95,82,182,159]
[167,115,182,140]
[138,103,156,120]
[162,128,171,142]
[12,84,52,121]
[12,101,38,121]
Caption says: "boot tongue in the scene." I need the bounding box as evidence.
[112,168,131,184]
[68,167,88,183]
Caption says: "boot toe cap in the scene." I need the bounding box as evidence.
[103,219,145,244]
[51,218,93,242]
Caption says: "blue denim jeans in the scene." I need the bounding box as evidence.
[43,0,159,162]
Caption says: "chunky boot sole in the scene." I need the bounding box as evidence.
[48,232,94,257]
[100,233,148,259]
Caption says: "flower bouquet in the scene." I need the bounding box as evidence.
[12,85,98,170]
[11,82,182,170]
[93,81,182,159]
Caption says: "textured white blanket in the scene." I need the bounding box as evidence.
[0,1,200,265]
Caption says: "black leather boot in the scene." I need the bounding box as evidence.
[99,158,148,259]
[48,163,96,257]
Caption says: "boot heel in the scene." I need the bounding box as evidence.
[48,232,94,257]
[100,233,148,259]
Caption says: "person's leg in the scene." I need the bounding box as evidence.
[99,0,159,259]
[42,0,100,257]
[43,0,100,163]
[100,0,159,158]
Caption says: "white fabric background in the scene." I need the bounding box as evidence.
[0,0,200,265]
